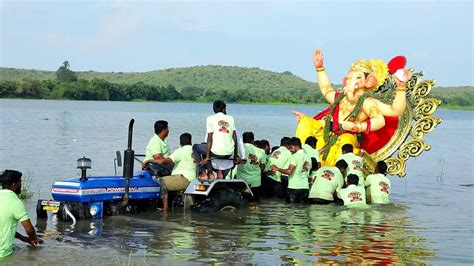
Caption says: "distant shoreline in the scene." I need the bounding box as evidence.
[1,97,472,110]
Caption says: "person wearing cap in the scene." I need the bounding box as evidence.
[0,170,43,257]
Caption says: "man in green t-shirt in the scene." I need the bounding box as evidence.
[144,120,171,164]
[262,137,292,198]
[308,160,348,204]
[143,120,172,211]
[365,161,391,204]
[302,136,321,183]
[0,170,43,258]
[337,144,364,186]
[237,132,265,199]
[158,133,197,200]
[258,139,271,157]
[253,140,266,166]
[337,174,367,208]
[270,137,311,203]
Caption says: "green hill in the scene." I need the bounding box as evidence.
[0,65,316,93]
[0,65,472,109]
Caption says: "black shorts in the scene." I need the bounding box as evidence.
[308,198,333,205]
[250,186,262,202]
[262,175,285,199]
[286,188,309,203]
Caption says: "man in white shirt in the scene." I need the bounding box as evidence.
[365,161,391,204]
[193,100,239,180]
[337,174,367,207]
[337,144,364,186]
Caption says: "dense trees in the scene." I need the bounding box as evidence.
[56,61,78,82]
[0,65,472,107]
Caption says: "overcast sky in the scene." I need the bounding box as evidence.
[1,0,472,86]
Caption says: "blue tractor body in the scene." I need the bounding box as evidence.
[38,170,162,220]
[51,171,160,203]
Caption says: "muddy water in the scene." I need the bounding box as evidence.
[0,99,472,264]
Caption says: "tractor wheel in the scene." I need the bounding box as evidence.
[36,200,48,219]
[192,189,248,213]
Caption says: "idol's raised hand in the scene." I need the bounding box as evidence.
[393,68,411,89]
[313,50,324,69]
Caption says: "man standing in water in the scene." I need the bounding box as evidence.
[270,137,312,203]
[337,144,364,186]
[237,132,265,199]
[308,160,348,204]
[302,136,321,184]
[0,170,43,257]
[337,174,367,207]
[262,137,292,198]
[365,161,391,204]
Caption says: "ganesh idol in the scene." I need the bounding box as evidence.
[293,50,411,166]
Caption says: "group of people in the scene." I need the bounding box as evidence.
[1,49,409,258]
[143,100,392,209]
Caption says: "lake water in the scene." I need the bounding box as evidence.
[0,99,473,264]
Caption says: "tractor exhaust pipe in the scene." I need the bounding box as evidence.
[122,119,135,206]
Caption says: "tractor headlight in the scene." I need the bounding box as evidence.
[89,203,102,217]
[195,184,208,191]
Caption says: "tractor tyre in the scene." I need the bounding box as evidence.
[192,189,248,213]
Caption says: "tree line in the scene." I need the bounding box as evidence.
[0,78,327,103]
[0,62,472,107]
[0,61,324,103]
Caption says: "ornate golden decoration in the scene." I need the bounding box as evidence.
[411,80,436,106]
[398,139,431,160]
[414,98,442,120]
[363,70,442,177]
[385,158,407,176]
[410,116,442,139]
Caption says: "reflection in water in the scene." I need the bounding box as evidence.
[29,201,434,264]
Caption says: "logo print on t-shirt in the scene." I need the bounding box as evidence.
[218,120,230,133]
[272,151,281,159]
[379,181,390,193]
[321,170,334,181]
[249,153,258,165]
[348,191,363,202]
[302,161,310,172]
[352,160,363,171]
